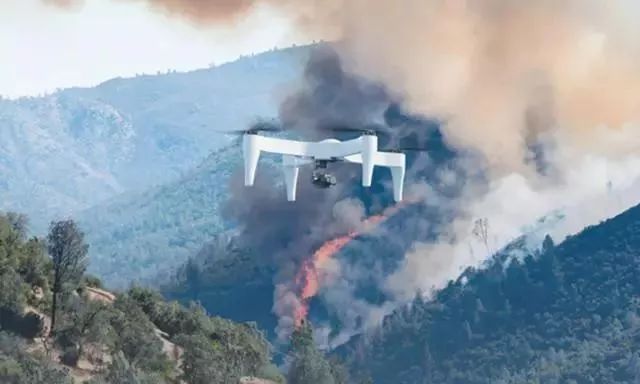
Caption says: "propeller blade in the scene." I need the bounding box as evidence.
[325,126,363,133]
[211,129,246,136]
[249,120,283,132]
[322,123,391,135]
[211,120,284,135]
[380,146,432,152]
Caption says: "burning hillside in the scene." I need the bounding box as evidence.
[293,202,412,327]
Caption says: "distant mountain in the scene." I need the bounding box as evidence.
[77,143,240,287]
[78,140,285,287]
[0,45,310,233]
[341,202,640,383]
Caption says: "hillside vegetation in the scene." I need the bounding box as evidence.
[78,139,290,287]
[0,212,286,383]
[342,203,640,383]
[78,143,241,287]
[0,211,363,384]
[164,234,278,337]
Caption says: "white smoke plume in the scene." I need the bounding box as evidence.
[331,1,640,313]
[287,1,640,345]
[385,154,640,304]
[338,0,640,174]
[156,0,640,345]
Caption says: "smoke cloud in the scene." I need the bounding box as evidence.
[43,0,256,21]
[339,0,640,174]
[222,46,468,342]
[47,0,640,345]
[82,0,640,175]
[82,0,640,168]
[42,0,342,35]
[42,0,82,8]
[329,0,640,316]
[242,1,640,344]
[385,153,640,303]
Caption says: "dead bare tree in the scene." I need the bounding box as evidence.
[472,218,491,254]
[39,325,52,358]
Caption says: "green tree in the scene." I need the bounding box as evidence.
[0,269,28,335]
[328,356,350,384]
[0,332,71,384]
[542,234,555,252]
[110,296,169,373]
[47,220,88,335]
[56,298,110,366]
[177,318,271,384]
[287,321,335,384]
[88,352,146,384]
[0,269,25,313]
[179,333,233,384]
[16,238,49,290]
[5,213,28,242]
[183,258,203,302]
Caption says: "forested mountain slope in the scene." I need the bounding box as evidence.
[79,143,242,287]
[343,202,640,383]
[78,134,290,287]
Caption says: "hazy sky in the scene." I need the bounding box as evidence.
[0,0,305,98]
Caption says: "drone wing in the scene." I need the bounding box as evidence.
[242,134,365,187]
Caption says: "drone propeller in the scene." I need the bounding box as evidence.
[322,123,390,136]
[249,120,283,132]
[213,120,284,136]
[380,146,432,153]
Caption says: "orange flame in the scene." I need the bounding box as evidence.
[293,202,410,327]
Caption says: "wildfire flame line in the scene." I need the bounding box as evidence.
[293,201,411,326]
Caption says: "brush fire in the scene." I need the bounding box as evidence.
[293,201,411,327]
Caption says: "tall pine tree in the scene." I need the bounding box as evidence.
[47,220,88,335]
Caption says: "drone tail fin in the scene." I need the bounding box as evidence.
[243,134,260,186]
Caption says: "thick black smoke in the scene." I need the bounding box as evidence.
[223,46,395,262]
[222,45,479,342]
[279,46,392,140]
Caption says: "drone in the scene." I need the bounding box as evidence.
[222,123,427,202]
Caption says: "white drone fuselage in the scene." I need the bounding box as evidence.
[242,133,406,202]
